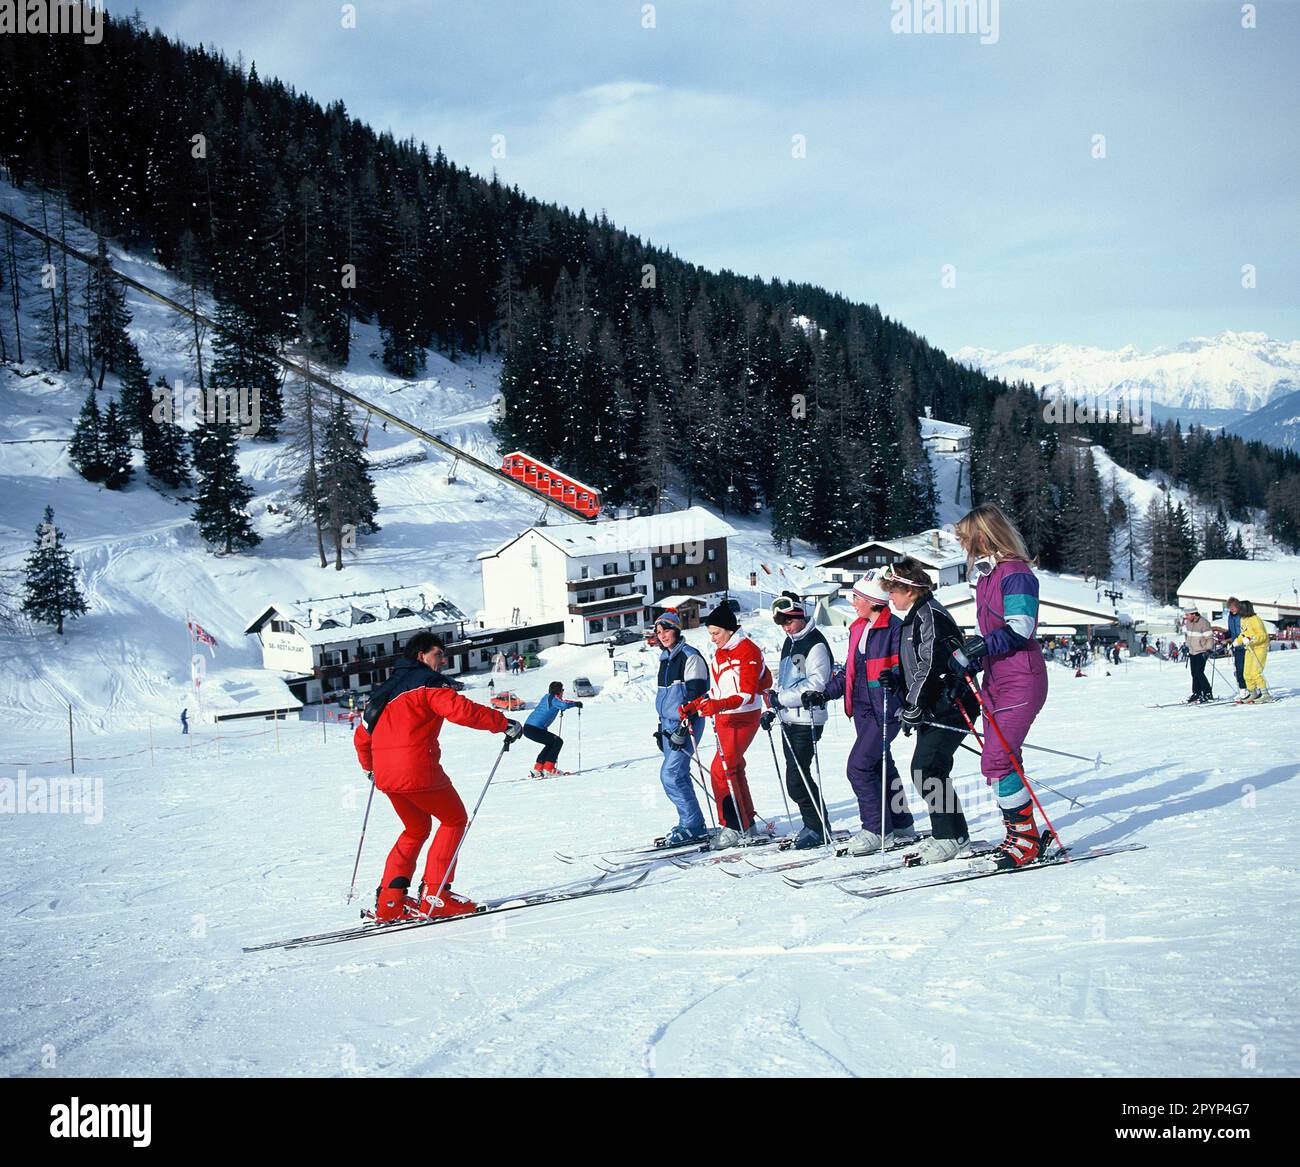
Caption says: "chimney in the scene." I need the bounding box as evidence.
[931,529,940,550]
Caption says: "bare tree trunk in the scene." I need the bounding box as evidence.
[5,219,22,363]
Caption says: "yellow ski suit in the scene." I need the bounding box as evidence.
[1233,614,1269,692]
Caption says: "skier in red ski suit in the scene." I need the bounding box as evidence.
[353,633,519,919]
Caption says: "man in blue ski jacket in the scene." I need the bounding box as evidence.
[653,610,710,845]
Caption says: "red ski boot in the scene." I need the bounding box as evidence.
[418,884,480,919]
[992,802,1041,870]
[374,883,419,922]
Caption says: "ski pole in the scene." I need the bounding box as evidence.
[915,716,1108,767]
[879,688,889,854]
[687,735,720,830]
[425,735,512,909]
[959,672,1066,853]
[712,722,764,832]
[577,707,582,773]
[761,719,795,828]
[345,772,377,904]
[767,719,833,843]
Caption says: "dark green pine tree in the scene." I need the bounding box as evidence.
[116,340,153,436]
[101,400,134,490]
[86,236,133,391]
[379,196,425,377]
[191,420,261,554]
[317,394,381,570]
[1202,503,1232,559]
[211,297,285,440]
[21,506,88,635]
[143,377,190,488]
[69,389,107,482]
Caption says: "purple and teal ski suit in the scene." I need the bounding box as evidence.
[823,610,916,835]
[974,558,1049,804]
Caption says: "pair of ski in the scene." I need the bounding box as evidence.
[243,868,652,952]
[1146,697,1234,709]
[716,831,932,879]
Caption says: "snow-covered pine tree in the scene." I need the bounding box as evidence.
[21,506,88,635]
[190,420,260,553]
[285,372,330,568]
[117,341,153,436]
[317,393,380,570]
[211,297,285,441]
[141,377,191,489]
[101,400,134,490]
[69,389,107,482]
[86,236,133,391]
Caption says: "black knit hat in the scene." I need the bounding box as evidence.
[703,602,738,632]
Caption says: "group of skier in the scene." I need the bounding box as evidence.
[1186,596,1273,704]
[351,502,1052,923]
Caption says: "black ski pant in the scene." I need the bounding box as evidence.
[1189,653,1213,699]
[522,725,563,767]
[778,722,829,837]
[908,718,969,841]
[1233,647,1246,691]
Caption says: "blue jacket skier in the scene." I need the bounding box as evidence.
[523,682,581,775]
[653,610,710,845]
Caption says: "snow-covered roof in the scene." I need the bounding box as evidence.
[478,507,737,561]
[816,528,966,571]
[657,593,714,607]
[244,582,467,644]
[1177,559,1300,613]
[918,417,971,440]
[936,571,1120,628]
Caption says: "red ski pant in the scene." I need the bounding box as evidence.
[380,784,469,895]
[710,711,761,830]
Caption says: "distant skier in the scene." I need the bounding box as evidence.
[652,610,710,846]
[817,571,916,854]
[679,603,773,848]
[763,591,835,849]
[180,708,189,735]
[607,641,616,661]
[1232,600,1272,703]
[952,504,1049,869]
[523,681,582,776]
[353,632,522,921]
[880,557,977,865]
[1181,607,1214,702]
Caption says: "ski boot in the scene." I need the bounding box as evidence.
[991,802,1041,871]
[374,882,420,922]
[418,883,479,919]
[1235,689,1250,704]
[662,823,708,848]
[911,835,969,865]
[709,827,743,851]
[792,825,828,850]
[846,828,894,856]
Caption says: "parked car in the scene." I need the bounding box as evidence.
[572,677,597,697]
[490,690,526,711]
[605,628,642,645]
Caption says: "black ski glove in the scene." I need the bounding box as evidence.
[668,720,692,751]
[653,729,665,750]
[878,668,902,694]
[800,690,827,710]
[760,710,777,733]
[899,704,923,736]
[573,701,584,709]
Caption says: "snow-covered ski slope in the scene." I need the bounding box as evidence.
[3,643,1299,1076]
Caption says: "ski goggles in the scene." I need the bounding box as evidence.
[878,564,930,591]
[770,595,806,623]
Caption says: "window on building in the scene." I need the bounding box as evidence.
[655,580,666,595]
[588,619,603,636]
[631,559,645,572]
[670,554,680,566]
[653,556,664,569]
[603,562,618,576]
[624,613,639,628]
[707,572,718,585]
[603,587,616,599]
[580,566,589,579]
[707,548,717,561]
[684,575,696,589]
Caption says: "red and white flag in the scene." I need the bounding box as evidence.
[188,620,218,656]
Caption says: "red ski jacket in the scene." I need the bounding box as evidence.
[354,686,508,794]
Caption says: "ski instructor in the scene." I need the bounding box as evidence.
[353,632,523,921]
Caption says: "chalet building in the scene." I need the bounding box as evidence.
[243,583,470,706]
[935,576,1120,639]
[477,507,736,645]
[817,528,968,590]
[919,414,971,454]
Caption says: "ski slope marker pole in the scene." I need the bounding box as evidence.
[426,736,511,909]
[346,772,377,904]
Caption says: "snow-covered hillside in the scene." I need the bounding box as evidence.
[954,331,1300,416]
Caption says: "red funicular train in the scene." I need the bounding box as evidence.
[500,451,602,519]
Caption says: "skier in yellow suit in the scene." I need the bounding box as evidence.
[1231,600,1271,703]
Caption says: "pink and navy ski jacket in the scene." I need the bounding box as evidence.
[824,609,901,724]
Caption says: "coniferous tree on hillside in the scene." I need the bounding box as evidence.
[69,389,107,482]
[191,420,260,553]
[85,236,133,390]
[22,506,88,635]
[315,394,380,570]
[101,400,134,490]
[211,296,285,440]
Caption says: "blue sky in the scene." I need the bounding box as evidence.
[119,0,1298,354]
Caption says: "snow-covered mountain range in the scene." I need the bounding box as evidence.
[954,331,1300,416]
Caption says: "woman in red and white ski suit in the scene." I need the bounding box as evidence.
[680,603,771,837]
